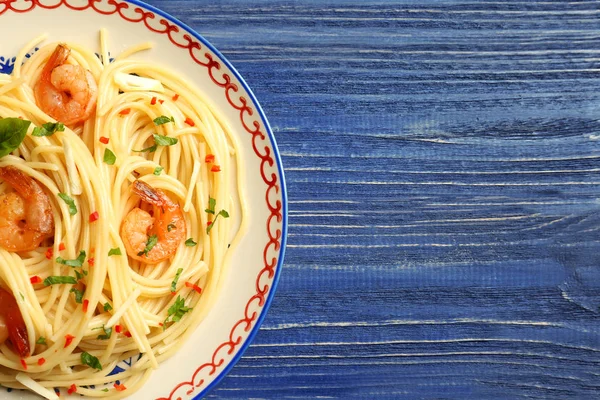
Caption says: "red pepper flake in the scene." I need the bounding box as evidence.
[114,324,122,333]
[185,282,202,294]
[67,384,77,395]
[88,257,95,267]
[82,299,89,313]
[124,331,132,338]
[54,388,60,397]
[159,99,164,104]
[207,221,212,227]
[205,154,215,163]
[64,334,75,348]
[37,357,46,366]
[172,94,179,101]
[89,211,99,222]
[99,136,110,144]
[58,242,66,251]
[30,276,42,285]
[119,108,131,116]
[45,248,53,260]
[151,96,157,105]
[114,383,127,392]
[184,117,195,127]
[20,359,27,370]
[210,165,221,172]
[158,322,163,327]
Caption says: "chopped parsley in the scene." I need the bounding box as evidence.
[108,248,122,256]
[103,302,112,312]
[56,250,86,267]
[153,134,178,146]
[153,115,174,125]
[58,193,77,215]
[207,210,229,234]
[96,325,112,340]
[43,276,77,286]
[81,351,102,370]
[36,337,46,345]
[164,295,192,328]
[184,238,197,247]
[70,287,84,303]
[205,197,216,215]
[171,268,183,293]
[137,234,158,257]
[103,148,116,165]
[32,122,65,137]
[153,166,164,175]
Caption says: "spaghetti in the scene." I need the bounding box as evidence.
[0,30,245,399]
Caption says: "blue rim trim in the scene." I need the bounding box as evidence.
[117,1,288,398]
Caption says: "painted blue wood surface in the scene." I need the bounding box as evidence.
[144,1,600,398]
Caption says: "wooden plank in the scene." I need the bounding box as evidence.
[148,0,600,398]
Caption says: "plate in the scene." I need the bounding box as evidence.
[0,0,287,399]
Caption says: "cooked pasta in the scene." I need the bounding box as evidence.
[0,30,245,399]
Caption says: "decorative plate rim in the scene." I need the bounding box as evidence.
[0,0,288,399]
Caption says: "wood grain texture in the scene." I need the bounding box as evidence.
[144,0,600,398]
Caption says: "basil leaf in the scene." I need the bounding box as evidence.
[81,351,103,370]
[205,197,216,215]
[103,148,116,165]
[207,208,230,234]
[57,193,77,216]
[185,238,197,247]
[70,287,84,303]
[96,325,112,340]
[133,144,157,153]
[164,295,192,327]
[153,134,178,146]
[153,115,174,125]
[43,276,77,286]
[56,250,86,267]
[0,118,30,158]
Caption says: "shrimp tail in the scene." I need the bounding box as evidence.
[0,288,29,357]
[133,180,163,206]
[40,43,70,80]
[0,166,38,200]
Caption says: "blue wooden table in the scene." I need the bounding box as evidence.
[146,1,600,398]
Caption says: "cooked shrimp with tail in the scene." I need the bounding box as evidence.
[34,44,98,126]
[121,180,186,264]
[0,166,54,252]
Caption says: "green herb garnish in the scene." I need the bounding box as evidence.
[170,268,183,293]
[185,238,197,247]
[0,118,30,158]
[103,148,116,165]
[103,302,112,312]
[58,193,77,216]
[70,287,84,303]
[108,248,122,256]
[32,122,64,137]
[96,325,112,340]
[153,166,164,175]
[36,337,46,345]
[164,295,192,328]
[56,250,86,267]
[81,351,102,370]
[137,235,158,257]
[207,210,229,234]
[43,276,78,286]
[153,115,174,125]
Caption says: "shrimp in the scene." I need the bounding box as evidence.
[120,180,186,264]
[0,166,54,252]
[34,43,98,126]
[0,288,29,357]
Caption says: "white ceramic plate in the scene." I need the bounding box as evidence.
[0,1,287,398]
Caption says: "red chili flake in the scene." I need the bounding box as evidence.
[124,331,132,338]
[114,324,122,333]
[184,117,195,127]
[64,334,75,348]
[89,211,99,222]
[20,359,27,370]
[119,108,131,116]
[158,322,163,327]
[172,94,179,101]
[185,282,202,294]
[45,248,53,260]
[114,383,127,392]
[82,299,89,313]
[88,257,95,267]
[210,165,221,172]
[58,242,66,251]
[205,154,215,163]
[67,384,77,395]
[207,221,212,227]
[37,357,46,366]
[151,96,157,105]
[30,276,42,285]
[99,136,110,144]
[54,388,60,397]
[159,99,164,105]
